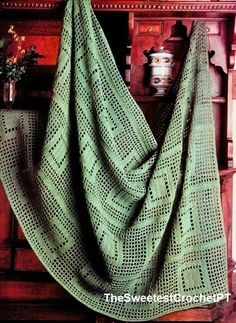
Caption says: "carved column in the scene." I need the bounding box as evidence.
[228,15,236,270]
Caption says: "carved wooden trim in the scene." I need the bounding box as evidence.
[229,16,236,70]
[1,0,236,13]
[0,1,64,10]
[92,1,236,13]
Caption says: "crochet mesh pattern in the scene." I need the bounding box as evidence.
[0,0,228,321]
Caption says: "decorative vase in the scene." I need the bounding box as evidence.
[149,47,174,97]
[3,80,16,108]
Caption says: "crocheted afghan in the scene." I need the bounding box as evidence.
[0,0,228,321]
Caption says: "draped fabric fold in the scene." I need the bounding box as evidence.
[0,0,228,321]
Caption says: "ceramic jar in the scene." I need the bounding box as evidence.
[149,47,174,97]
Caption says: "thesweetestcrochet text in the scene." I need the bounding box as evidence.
[104,293,231,303]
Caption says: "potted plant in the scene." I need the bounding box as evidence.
[0,25,45,107]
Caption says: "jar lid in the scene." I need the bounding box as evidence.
[149,46,173,57]
[156,46,171,54]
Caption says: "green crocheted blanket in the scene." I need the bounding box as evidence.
[0,0,228,321]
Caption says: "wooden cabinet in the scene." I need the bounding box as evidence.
[0,0,236,321]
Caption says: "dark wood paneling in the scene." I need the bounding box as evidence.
[0,301,91,321]
[0,185,12,241]
[0,245,11,270]
[14,249,47,272]
[0,20,62,36]
[0,280,70,301]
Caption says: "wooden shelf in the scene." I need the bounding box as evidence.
[134,95,226,104]
[30,90,53,98]
[212,96,226,103]
[219,168,236,178]
[16,93,227,108]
